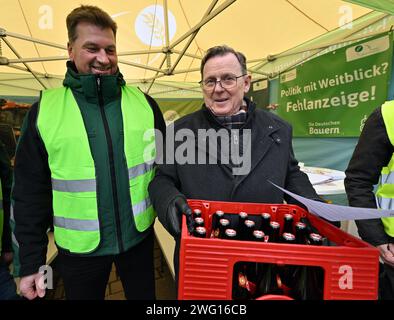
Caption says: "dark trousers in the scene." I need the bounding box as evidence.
[0,261,20,300]
[379,262,394,300]
[56,232,155,300]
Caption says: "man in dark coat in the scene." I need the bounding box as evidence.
[148,45,324,283]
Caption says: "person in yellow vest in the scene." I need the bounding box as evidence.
[0,140,18,300]
[345,102,394,299]
[11,5,165,300]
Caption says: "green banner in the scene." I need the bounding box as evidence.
[156,99,203,125]
[245,78,270,109]
[277,33,393,137]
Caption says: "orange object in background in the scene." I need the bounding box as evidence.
[0,98,31,110]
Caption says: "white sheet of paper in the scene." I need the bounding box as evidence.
[270,181,394,221]
[305,172,331,185]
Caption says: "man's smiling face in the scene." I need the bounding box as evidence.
[202,53,251,116]
[68,22,118,75]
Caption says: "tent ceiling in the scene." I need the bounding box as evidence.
[0,0,385,96]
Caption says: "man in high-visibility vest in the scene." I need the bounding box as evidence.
[0,140,18,300]
[345,102,394,299]
[12,5,165,300]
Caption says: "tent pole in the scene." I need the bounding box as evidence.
[147,0,220,93]
[2,37,47,89]
[7,56,68,64]
[170,0,237,49]
[168,0,218,75]
[3,30,66,50]
[163,0,172,72]
[145,57,168,93]
[118,49,163,56]
[172,50,202,60]
[118,59,166,73]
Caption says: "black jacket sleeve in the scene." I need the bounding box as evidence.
[144,95,180,232]
[344,106,392,246]
[0,141,12,253]
[12,101,53,277]
[146,94,185,234]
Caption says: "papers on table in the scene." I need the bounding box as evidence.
[270,181,394,221]
[301,166,346,184]
[305,173,332,185]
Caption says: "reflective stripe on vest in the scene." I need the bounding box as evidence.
[376,101,394,237]
[37,85,156,253]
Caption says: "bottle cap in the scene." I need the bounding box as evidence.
[253,230,265,239]
[225,229,237,238]
[245,219,255,228]
[239,211,248,219]
[282,232,296,241]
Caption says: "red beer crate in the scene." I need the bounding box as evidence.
[178,199,380,300]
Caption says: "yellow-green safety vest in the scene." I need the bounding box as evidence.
[37,86,156,253]
[376,100,394,237]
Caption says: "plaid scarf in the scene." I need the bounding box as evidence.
[215,110,248,129]
[212,106,250,173]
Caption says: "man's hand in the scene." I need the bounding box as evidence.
[377,243,394,268]
[1,251,13,266]
[166,196,193,237]
[19,273,46,300]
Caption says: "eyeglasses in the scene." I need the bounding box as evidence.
[199,74,246,91]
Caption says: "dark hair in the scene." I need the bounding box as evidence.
[66,5,117,43]
[200,45,247,77]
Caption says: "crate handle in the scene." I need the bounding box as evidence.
[255,294,293,300]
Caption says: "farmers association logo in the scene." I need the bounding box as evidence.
[135,5,177,47]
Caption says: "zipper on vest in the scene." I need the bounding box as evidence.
[96,76,124,253]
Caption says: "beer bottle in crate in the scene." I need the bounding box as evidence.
[193,226,207,238]
[281,232,296,244]
[251,230,265,284]
[282,213,294,235]
[289,266,324,300]
[194,217,205,228]
[300,216,319,236]
[255,262,284,297]
[261,212,271,235]
[232,263,257,300]
[223,228,237,240]
[193,209,202,219]
[279,233,297,288]
[210,210,225,238]
[218,218,230,239]
[289,233,324,300]
[243,219,256,241]
[252,230,265,242]
[309,232,323,246]
[268,221,280,243]
[295,222,307,244]
[238,212,248,239]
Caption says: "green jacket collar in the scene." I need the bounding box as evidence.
[63,61,126,105]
